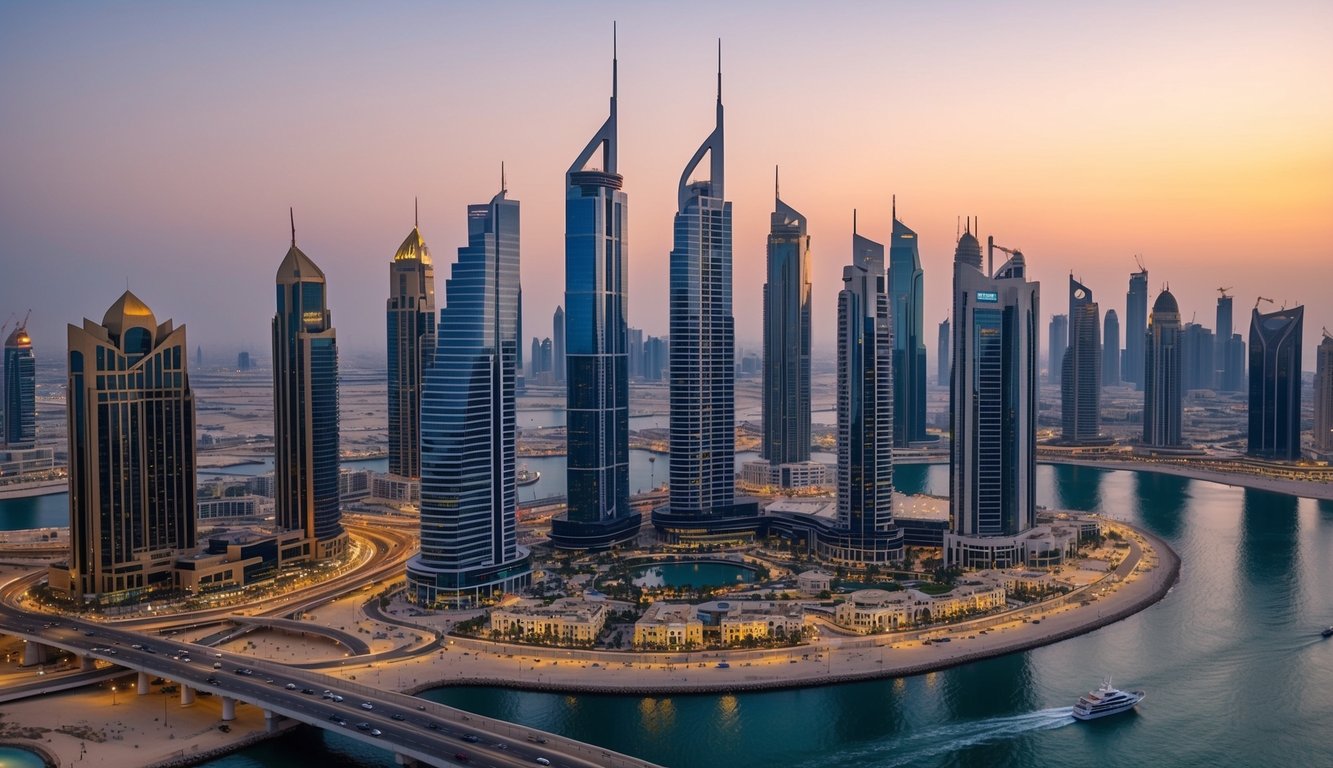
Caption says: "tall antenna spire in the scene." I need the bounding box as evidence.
[892,194,897,222]
[290,207,295,247]
[414,196,419,229]
[612,20,618,101]
[853,208,858,235]
[717,38,722,103]
[501,162,506,195]
[775,164,779,202]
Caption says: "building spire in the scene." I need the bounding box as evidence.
[892,194,897,222]
[501,162,507,195]
[853,208,858,235]
[775,164,780,202]
[290,207,295,247]
[414,196,419,229]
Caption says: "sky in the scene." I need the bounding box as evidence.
[2,1,1331,370]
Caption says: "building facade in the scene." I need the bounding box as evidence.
[1061,277,1101,442]
[1315,332,1333,457]
[1215,294,1234,390]
[937,318,951,387]
[889,201,929,446]
[272,219,346,561]
[1102,308,1120,386]
[1181,323,1215,392]
[1247,305,1303,460]
[63,292,196,600]
[1048,314,1068,385]
[386,210,437,480]
[406,185,532,606]
[1143,290,1183,448]
[552,305,565,384]
[1124,266,1149,388]
[3,323,35,447]
[760,173,812,470]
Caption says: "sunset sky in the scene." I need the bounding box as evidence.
[2,1,1330,369]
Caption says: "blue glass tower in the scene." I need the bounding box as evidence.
[273,213,346,561]
[1247,305,1303,460]
[1142,290,1182,448]
[1061,276,1102,443]
[386,202,436,480]
[1124,266,1149,388]
[407,182,532,606]
[551,32,639,549]
[761,169,812,467]
[3,323,35,447]
[888,199,929,446]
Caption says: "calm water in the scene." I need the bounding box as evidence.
[631,561,757,589]
[0,747,44,768]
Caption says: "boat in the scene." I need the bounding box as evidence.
[1072,678,1145,721]
[1321,626,1333,638]
[516,467,541,487]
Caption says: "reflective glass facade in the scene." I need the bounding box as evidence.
[888,211,928,446]
[762,191,811,466]
[1102,309,1120,386]
[1142,292,1182,447]
[386,225,436,479]
[3,327,35,446]
[1247,305,1303,460]
[1124,268,1148,388]
[1061,276,1101,442]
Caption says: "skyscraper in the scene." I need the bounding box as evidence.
[273,214,346,561]
[550,32,638,549]
[552,305,565,384]
[760,169,812,469]
[889,199,929,447]
[937,318,950,386]
[1247,305,1303,461]
[946,229,1040,568]
[1061,277,1101,442]
[1221,333,1247,392]
[3,321,35,447]
[65,292,196,600]
[832,219,902,565]
[1048,314,1068,385]
[407,183,531,605]
[1142,290,1182,448]
[386,204,437,480]
[1314,330,1333,457]
[1215,293,1234,389]
[1124,266,1148,388]
[1181,323,1215,391]
[1102,309,1120,386]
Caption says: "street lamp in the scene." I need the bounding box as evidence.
[111,685,117,706]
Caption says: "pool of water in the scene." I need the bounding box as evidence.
[0,746,46,768]
[631,560,757,589]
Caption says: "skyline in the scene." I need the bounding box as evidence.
[2,2,1331,366]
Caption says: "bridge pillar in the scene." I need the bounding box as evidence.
[394,755,418,766]
[80,654,95,671]
[180,685,196,706]
[221,696,236,721]
[264,709,279,733]
[21,640,46,667]
[137,671,150,695]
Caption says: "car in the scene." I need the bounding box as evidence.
[462,734,479,743]
[131,644,143,650]
[332,695,344,702]
[356,722,371,731]
[536,759,551,766]
[527,736,547,744]
[206,677,220,685]
[426,722,441,731]
[416,704,425,711]
[390,713,405,721]
[84,631,95,637]
[302,689,315,695]
[361,702,374,710]
[213,662,223,669]
[265,678,276,684]
[328,715,347,726]
[285,683,298,690]
[370,729,382,737]
[322,690,333,698]
[495,743,508,750]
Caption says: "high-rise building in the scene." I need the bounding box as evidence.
[64,292,196,600]
[626,326,644,379]
[946,229,1040,568]
[1061,277,1101,442]
[760,170,811,468]
[273,214,346,561]
[643,336,667,382]
[407,183,531,605]
[386,205,437,480]
[1221,333,1246,392]
[888,199,928,447]
[530,337,545,377]
[3,322,35,447]
[236,351,251,371]
[1102,309,1120,386]
[1181,323,1215,391]
[1142,290,1182,448]
[1048,314,1068,385]
[1314,331,1333,457]
[937,318,950,386]
[1124,266,1149,388]
[831,220,902,565]
[515,285,524,394]
[1247,305,1303,461]
[551,34,638,550]
[1215,293,1234,389]
[552,305,566,384]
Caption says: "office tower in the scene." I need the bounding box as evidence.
[644,336,667,381]
[1048,314,1068,384]
[1215,293,1234,389]
[946,228,1040,567]
[1315,331,1333,456]
[65,292,196,600]
[1124,266,1149,388]
[539,338,553,378]
[1221,334,1246,392]
[1062,277,1101,442]
[937,318,950,386]
[1103,309,1120,386]
[236,351,251,371]
[386,205,437,480]
[195,345,202,368]
[1247,305,1304,460]
[551,33,638,549]
[889,198,929,446]
[760,169,812,468]
[1181,323,1215,391]
[273,214,346,561]
[552,305,566,384]
[661,54,739,526]
[1142,290,1182,448]
[626,326,644,379]
[832,219,902,564]
[3,321,35,447]
[407,183,531,605]
[529,338,544,377]
[516,286,524,394]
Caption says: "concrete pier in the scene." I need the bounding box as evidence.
[221,696,236,721]
[180,685,195,706]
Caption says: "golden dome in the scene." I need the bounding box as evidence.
[101,290,157,339]
[394,227,431,263]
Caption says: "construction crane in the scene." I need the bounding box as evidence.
[18,309,30,329]
[1324,327,1332,342]
[1217,286,1233,297]
[986,239,1022,276]
[1255,296,1274,310]
[1134,254,1147,272]
[0,313,13,341]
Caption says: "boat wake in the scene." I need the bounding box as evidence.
[807,707,1076,768]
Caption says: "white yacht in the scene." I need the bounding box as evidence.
[1072,678,1145,721]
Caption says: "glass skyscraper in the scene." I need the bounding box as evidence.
[1048,314,1068,385]
[1247,305,1303,460]
[1215,293,1234,390]
[1061,276,1101,443]
[3,322,35,447]
[407,185,531,605]
[1102,309,1120,386]
[761,172,812,468]
[937,318,950,386]
[552,305,565,384]
[1142,290,1182,448]
[888,201,928,446]
[273,216,346,561]
[1124,266,1149,388]
[386,205,436,480]
[64,292,196,600]
[1314,331,1333,457]
[550,36,639,550]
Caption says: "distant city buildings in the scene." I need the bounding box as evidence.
[1247,305,1303,461]
[60,292,196,600]
[1142,290,1183,448]
[1219,333,1247,392]
[386,205,437,480]
[1124,266,1149,389]
[272,215,346,561]
[1215,293,1234,390]
[1314,331,1333,458]
[407,183,532,606]
[3,320,35,447]
[937,318,950,386]
[1102,309,1120,386]
[552,305,565,384]
[1061,277,1101,443]
[1048,314,1067,385]
[946,229,1040,567]
[888,199,929,446]
[236,350,252,371]
[1181,322,1215,392]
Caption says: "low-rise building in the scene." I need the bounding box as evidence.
[489,598,607,645]
[173,529,313,594]
[833,580,1007,633]
[796,569,833,595]
[696,600,806,644]
[633,602,704,649]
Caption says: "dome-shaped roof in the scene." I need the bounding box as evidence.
[954,231,983,269]
[1153,290,1179,314]
[5,326,31,348]
[102,290,157,340]
[393,227,431,263]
